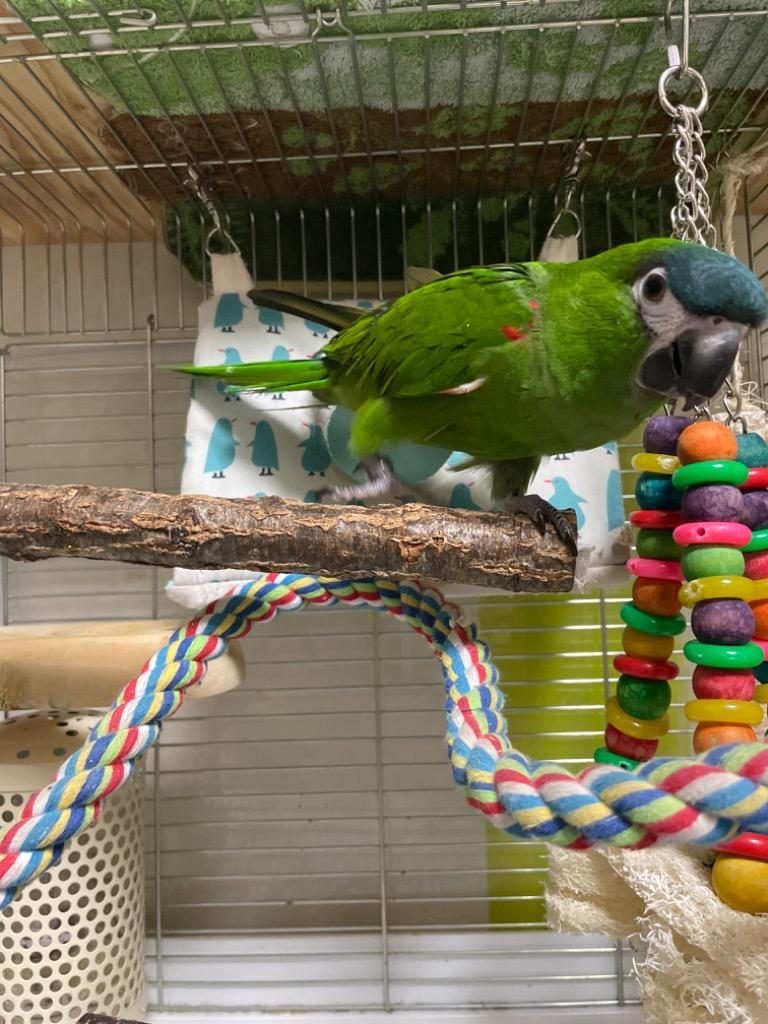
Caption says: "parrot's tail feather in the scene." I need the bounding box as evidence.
[171,358,331,393]
[248,290,369,332]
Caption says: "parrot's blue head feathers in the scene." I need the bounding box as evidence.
[660,245,768,328]
[632,241,767,408]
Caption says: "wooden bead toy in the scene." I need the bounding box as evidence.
[693,721,756,752]
[712,855,768,914]
[632,578,683,617]
[676,420,738,465]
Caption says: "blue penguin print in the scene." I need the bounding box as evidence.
[258,306,284,334]
[305,320,329,339]
[214,293,246,333]
[554,452,572,461]
[304,489,324,503]
[546,476,588,531]
[448,483,482,510]
[604,441,618,455]
[606,468,625,531]
[248,420,279,476]
[204,418,239,479]
[216,346,243,402]
[299,424,331,476]
[446,450,473,469]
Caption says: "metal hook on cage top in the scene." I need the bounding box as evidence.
[542,136,589,246]
[113,5,158,28]
[183,164,241,258]
[722,375,750,433]
[312,7,352,38]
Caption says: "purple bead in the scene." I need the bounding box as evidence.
[743,491,768,530]
[682,484,745,523]
[643,415,692,455]
[691,599,755,645]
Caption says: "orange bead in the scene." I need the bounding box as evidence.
[753,599,768,641]
[621,627,675,662]
[632,577,683,617]
[677,421,738,465]
[692,721,756,752]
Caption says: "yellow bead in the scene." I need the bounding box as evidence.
[755,684,768,704]
[752,578,768,602]
[679,575,755,608]
[684,698,764,725]
[605,696,669,739]
[631,452,681,475]
[622,627,675,662]
[712,854,768,914]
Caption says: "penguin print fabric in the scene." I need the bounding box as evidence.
[169,291,631,608]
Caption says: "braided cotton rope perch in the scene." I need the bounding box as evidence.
[4,573,768,909]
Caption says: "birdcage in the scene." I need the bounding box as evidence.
[0,1,768,1022]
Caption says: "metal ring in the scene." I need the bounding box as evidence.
[545,207,582,242]
[205,226,241,258]
[657,65,709,118]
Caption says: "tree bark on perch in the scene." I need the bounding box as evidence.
[0,484,575,593]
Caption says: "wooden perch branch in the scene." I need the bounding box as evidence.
[0,484,576,593]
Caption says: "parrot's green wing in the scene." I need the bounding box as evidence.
[324,264,540,398]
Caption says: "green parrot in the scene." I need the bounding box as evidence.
[175,239,767,552]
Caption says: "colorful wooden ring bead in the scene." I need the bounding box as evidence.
[679,575,755,607]
[736,432,768,469]
[741,466,768,491]
[682,546,745,581]
[681,484,745,524]
[754,683,768,703]
[693,721,756,752]
[743,527,768,553]
[593,746,639,771]
[613,654,679,680]
[753,581,768,601]
[622,627,675,661]
[635,472,683,511]
[629,509,683,530]
[745,551,768,580]
[605,696,668,739]
[751,637,768,659]
[604,724,659,761]
[672,460,748,490]
[620,603,685,636]
[617,676,671,719]
[715,832,768,860]
[691,599,756,645]
[631,452,680,475]
[632,578,682,617]
[677,420,738,464]
[635,528,684,562]
[684,698,763,725]
[673,522,751,548]
[753,598,768,640]
[644,415,691,456]
[711,854,768,914]
[692,666,755,701]
[627,557,684,582]
[684,640,764,669]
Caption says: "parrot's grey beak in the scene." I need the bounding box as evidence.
[637,322,744,408]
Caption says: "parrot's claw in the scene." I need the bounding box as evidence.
[318,458,402,504]
[499,494,578,556]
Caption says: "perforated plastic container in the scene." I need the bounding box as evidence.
[0,713,146,1024]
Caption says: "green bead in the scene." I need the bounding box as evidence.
[620,602,686,636]
[635,528,685,561]
[594,746,639,770]
[681,545,745,581]
[684,640,764,669]
[616,675,672,719]
[743,527,768,553]
[672,459,749,490]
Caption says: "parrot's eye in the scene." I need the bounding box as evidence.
[642,272,667,303]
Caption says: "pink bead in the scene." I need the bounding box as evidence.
[673,521,752,548]
[746,552,768,580]
[626,557,684,582]
[752,637,768,659]
[692,665,756,701]
[604,724,659,761]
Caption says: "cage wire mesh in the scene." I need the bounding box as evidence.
[0,0,767,1018]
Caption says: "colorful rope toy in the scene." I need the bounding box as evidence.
[7,539,768,911]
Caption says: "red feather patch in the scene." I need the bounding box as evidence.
[501,324,525,342]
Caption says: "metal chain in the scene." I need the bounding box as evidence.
[668,105,716,247]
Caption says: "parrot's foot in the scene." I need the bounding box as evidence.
[322,458,401,504]
[499,494,578,556]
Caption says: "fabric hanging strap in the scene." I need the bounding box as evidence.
[210,252,254,296]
